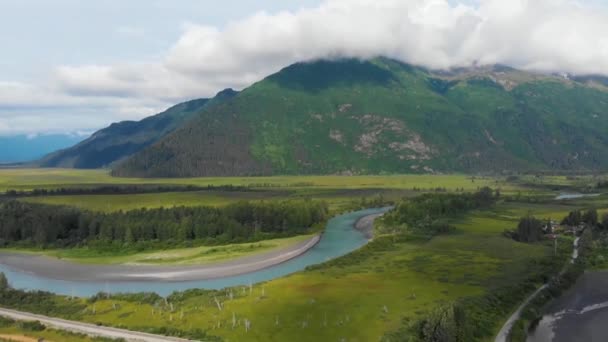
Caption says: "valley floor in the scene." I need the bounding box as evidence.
[1,169,607,341]
[12,200,582,341]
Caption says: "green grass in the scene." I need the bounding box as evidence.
[65,201,565,342]
[0,169,519,192]
[0,326,107,342]
[20,190,288,212]
[18,188,408,213]
[0,169,533,213]
[14,235,315,266]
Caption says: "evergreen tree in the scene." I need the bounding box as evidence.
[517,216,544,243]
[0,272,9,291]
[583,209,598,226]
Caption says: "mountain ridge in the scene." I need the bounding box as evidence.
[110,57,608,177]
[38,89,238,169]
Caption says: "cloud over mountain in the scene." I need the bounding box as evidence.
[2,0,608,135]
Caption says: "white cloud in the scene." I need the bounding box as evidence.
[2,0,608,136]
[164,0,608,74]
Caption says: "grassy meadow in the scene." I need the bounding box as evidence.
[55,198,593,342]
[1,168,537,213]
[0,168,519,192]
[0,323,112,342]
[20,190,287,212]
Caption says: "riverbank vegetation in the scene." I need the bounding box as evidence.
[377,187,497,237]
[0,200,328,250]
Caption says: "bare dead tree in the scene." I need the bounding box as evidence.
[244,319,251,332]
[214,297,223,311]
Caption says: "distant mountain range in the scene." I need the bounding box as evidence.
[39,89,238,169]
[37,57,608,176]
[0,134,85,163]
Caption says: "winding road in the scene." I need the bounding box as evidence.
[0,307,194,342]
[494,237,581,342]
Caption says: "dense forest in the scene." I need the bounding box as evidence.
[379,187,498,236]
[0,200,328,248]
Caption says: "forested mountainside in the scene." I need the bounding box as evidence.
[39,89,238,169]
[104,58,607,177]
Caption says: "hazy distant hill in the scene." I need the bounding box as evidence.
[39,89,238,169]
[0,134,85,163]
[110,58,608,177]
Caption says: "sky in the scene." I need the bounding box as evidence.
[1,0,608,136]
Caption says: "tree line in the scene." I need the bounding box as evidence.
[378,187,498,236]
[0,200,328,248]
[3,184,252,198]
[507,209,605,243]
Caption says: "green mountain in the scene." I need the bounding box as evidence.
[39,89,237,169]
[112,58,608,177]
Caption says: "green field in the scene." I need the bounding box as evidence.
[20,188,417,213]
[59,199,587,342]
[20,190,287,212]
[0,169,518,191]
[2,169,607,341]
[0,324,109,342]
[13,234,315,266]
[1,169,535,213]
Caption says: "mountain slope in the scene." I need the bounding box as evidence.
[112,58,608,177]
[39,89,237,169]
